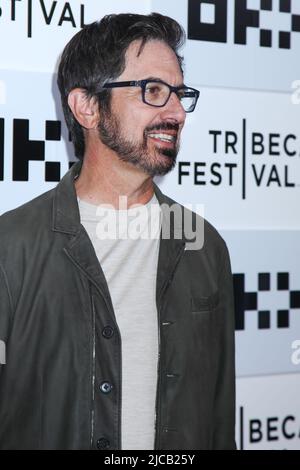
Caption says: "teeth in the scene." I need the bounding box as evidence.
[148,133,175,143]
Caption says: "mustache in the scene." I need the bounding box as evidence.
[145,122,179,133]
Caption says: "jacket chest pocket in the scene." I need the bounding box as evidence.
[191,291,219,314]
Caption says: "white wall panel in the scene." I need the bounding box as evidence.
[236,374,300,449]
[0,0,151,72]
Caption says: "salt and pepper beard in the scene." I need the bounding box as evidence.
[98,107,180,177]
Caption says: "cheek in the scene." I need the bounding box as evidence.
[117,102,163,137]
[123,114,149,137]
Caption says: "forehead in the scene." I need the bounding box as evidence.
[119,39,183,85]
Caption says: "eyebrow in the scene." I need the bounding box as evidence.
[143,76,185,88]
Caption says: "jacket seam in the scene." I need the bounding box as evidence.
[0,260,14,318]
[216,242,228,285]
[214,240,235,449]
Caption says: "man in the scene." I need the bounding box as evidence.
[0,13,235,450]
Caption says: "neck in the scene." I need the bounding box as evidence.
[75,138,154,209]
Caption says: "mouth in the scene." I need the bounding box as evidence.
[147,132,177,145]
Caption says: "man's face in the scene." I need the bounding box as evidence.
[98,40,186,177]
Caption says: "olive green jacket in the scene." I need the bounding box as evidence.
[0,162,235,449]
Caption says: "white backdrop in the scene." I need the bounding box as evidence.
[1,0,300,449]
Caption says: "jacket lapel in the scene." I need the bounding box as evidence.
[153,184,186,307]
[51,162,186,318]
[52,161,115,318]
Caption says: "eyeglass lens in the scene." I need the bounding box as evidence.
[144,82,197,112]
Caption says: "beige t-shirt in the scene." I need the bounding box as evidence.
[78,194,161,450]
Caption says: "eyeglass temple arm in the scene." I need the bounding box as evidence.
[103,81,139,89]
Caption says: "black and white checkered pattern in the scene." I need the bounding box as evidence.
[233,272,300,330]
[188,0,300,49]
[11,118,74,182]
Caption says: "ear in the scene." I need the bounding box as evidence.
[68,88,99,129]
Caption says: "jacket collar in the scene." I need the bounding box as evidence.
[52,160,187,243]
[52,160,187,309]
[52,161,82,235]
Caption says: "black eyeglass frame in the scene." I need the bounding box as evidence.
[102,79,200,113]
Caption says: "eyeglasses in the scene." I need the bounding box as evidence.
[102,79,200,113]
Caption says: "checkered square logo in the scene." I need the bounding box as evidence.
[188,0,300,49]
[234,272,300,330]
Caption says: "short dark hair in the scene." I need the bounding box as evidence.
[57,13,186,160]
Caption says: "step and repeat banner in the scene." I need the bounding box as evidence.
[1,0,300,449]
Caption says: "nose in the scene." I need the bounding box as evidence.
[159,91,186,124]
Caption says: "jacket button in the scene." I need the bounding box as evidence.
[96,437,110,450]
[100,381,113,394]
[102,326,114,339]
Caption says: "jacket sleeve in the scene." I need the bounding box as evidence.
[212,242,236,449]
[0,261,13,374]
